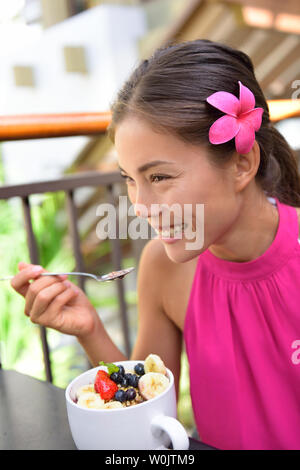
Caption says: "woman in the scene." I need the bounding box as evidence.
[11,40,300,450]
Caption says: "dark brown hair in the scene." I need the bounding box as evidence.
[108,39,300,206]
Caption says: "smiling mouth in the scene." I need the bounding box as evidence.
[153,223,187,238]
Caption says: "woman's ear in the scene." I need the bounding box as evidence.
[234,140,260,192]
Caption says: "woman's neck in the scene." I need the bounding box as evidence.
[208,190,279,263]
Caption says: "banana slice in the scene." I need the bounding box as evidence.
[144,354,167,375]
[76,384,95,399]
[102,401,123,409]
[77,392,105,409]
[138,372,169,400]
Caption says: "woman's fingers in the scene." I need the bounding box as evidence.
[24,275,68,316]
[11,263,68,298]
[30,287,78,332]
[18,261,29,270]
[11,262,84,334]
[29,280,78,323]
[10,265,44,297]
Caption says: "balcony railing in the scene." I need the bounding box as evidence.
[0,102,299,381]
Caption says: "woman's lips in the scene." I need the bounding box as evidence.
[159,236,182,244]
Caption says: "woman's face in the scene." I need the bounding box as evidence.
[114,116,241,263]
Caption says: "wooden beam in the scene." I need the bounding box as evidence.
[266,56,300,98]
[250,29,287,68]
[208,7,238,43]
[162,0,300,45]
[259,39,300,88]
[239,28,269,56]
[268,99,300,121]
[181,2,226,41]
[223,24,253,49]
[0,112,111,141]
[161,0,205,44]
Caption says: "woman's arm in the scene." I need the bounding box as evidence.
[76,319,127,366]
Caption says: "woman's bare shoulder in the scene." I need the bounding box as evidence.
[138,238,176,275]
[137,239,190,299]
[139,238,197,279]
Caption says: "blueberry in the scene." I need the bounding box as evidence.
[117,365,125,376]
[114,390,127,402]
[110,372,122,384]
[131,374,140,388]
[123,373,133,386]
[124,373,139,388]
[134,363,145,376]
[119,376,128,387]
[125,388,136,401]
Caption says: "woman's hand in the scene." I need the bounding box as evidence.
[10,262,99,339]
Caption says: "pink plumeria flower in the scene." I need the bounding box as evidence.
[206,81,264,154]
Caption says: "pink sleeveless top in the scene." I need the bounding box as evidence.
[184,198,300,450]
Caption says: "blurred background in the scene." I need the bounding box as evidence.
[0,0,299,435]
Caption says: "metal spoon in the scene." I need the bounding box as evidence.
[0,267,135,283]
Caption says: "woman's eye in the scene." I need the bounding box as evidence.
[150,175,171,183]
[121,173,171,184]
[120,173,134,184]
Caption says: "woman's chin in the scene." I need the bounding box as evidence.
[162,238,206,263]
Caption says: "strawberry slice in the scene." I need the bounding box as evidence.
[94,370,118,400]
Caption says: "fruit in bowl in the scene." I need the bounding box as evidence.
[74,354,170,410]
[65,356,189,450]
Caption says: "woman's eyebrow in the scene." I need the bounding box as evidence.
[118,160,175,174]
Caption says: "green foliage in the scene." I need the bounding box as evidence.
[0,190,78,382]
[32,191,71,269]
[178,351,196,434]
[0,142,80,383]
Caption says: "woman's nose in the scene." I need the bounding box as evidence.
[131,187,155,219]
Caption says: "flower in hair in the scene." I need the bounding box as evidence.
[206,81,264,154]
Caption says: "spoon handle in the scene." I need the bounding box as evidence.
[40,272,95,280]
[0,273,94,281]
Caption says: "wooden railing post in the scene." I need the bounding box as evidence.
[106,184,131,358]
[21,196,53,383]
[65,189,86,292]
